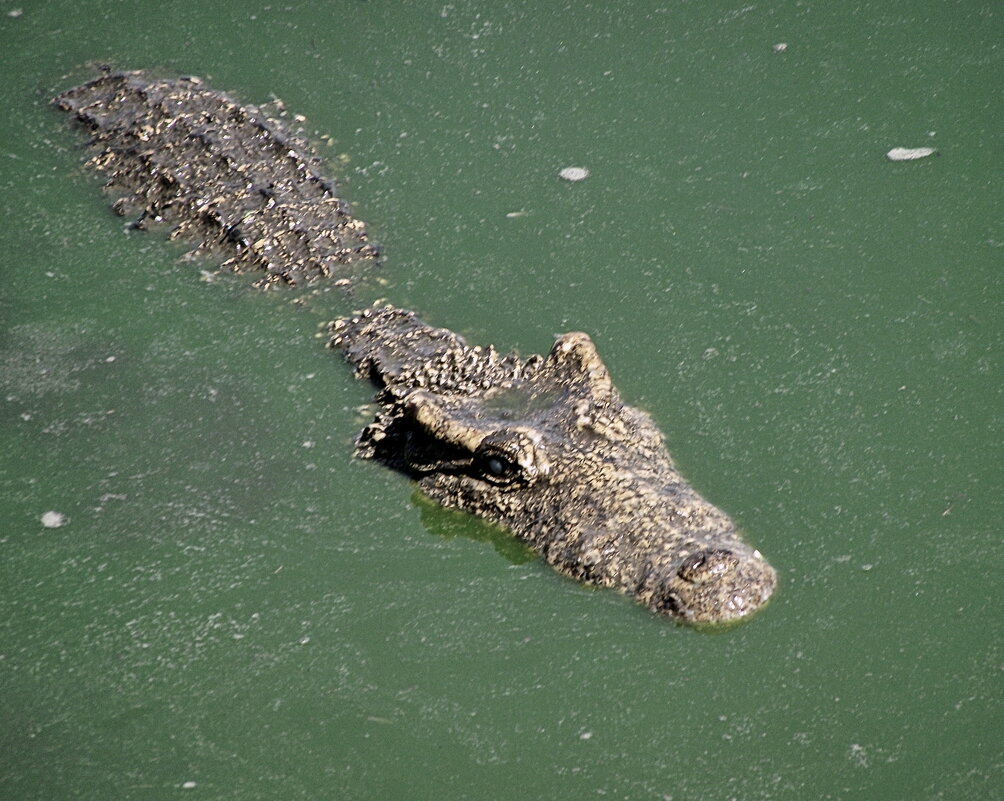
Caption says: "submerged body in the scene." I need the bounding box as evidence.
[56,71,777,625]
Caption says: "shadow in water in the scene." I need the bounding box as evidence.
[411,490,538,566]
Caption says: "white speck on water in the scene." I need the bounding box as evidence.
[181,780,198,789]
[299,636,311,645]
[41,511,66,528]
[773,42,788,52]
[886,146,937,161]
[579,730,593,740]
[559,166,590,182]
[302,440,315,449]
[98,493,127,503]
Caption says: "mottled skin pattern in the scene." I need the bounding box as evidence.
[331,307,777,624]
[54,71,378,288]
[56,71,777,625]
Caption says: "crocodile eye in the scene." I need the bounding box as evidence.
[469,429,550,485]
[485,455,507,477]
[472,430,547,486]
[473,445,522,485]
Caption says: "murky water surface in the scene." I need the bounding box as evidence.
[1,2,1000,799]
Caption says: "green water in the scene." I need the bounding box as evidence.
[2,2,1000,799]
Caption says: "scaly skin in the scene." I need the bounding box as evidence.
[57,71,777,625]
[54,70,379,287]
[330,307,777,624]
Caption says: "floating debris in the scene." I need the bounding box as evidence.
[40,510,67,528]
[772,42,788,53]
[886,147,938,162]
[559,166,590,182]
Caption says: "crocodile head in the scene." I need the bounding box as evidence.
[331,306,777,626]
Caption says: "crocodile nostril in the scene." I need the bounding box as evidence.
[677,549,738,584]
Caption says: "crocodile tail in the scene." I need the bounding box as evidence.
[54,70,379,289]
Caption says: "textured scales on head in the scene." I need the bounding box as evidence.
[329,307,777,625]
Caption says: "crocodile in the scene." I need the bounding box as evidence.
[55,70,777,625]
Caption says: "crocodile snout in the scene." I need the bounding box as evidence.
[648,547,777,626]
